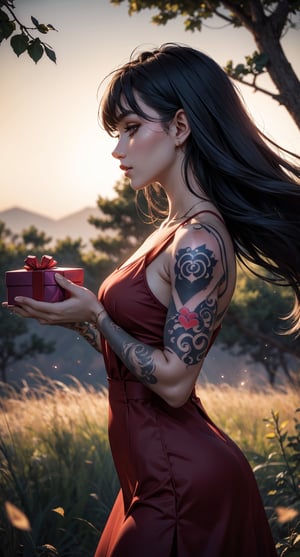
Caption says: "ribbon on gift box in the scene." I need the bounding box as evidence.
[24,255,58,300]
[24,255,57,270]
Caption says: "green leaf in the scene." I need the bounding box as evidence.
[254,54,268,72]
[0,18,15,42]
[31,16,40,28]
[37,23,49,34]
[0,8,9,22]
[27,38,43,63]
[44,44,56,63]
[235,63,247,76]
[10,33,29,56]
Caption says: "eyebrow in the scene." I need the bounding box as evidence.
[116,109,137,123]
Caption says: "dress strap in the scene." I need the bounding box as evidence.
[146,209,224,264]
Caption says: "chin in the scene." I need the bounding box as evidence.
[130,180,151,191]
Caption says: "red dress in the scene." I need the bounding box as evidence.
[94,215,277,557]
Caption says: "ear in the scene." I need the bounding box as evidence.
[170,109,191,147]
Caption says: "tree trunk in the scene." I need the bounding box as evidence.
[254,24,300,130]
[223,0,300,129]
[246,0,300,128]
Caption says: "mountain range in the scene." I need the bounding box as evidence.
[0,206,102,247]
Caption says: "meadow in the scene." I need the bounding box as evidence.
[0,372,299,556]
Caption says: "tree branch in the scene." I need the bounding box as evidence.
[269,0,290,38]
[222,0,255,31]
[206,4,235,25]
[231,74,282,103]
[248,0,265,26]
[3,1,35,39]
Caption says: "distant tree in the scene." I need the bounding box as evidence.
[54,237,85,267]
[0,313,55,383]
[89,177,167,263]
[111,0,300,129]
[22,225,52,250]
[0,0,57,63]
[222,270,300,386]
[53,236,113,292]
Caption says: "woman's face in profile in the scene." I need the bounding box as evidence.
[111,97,179,191]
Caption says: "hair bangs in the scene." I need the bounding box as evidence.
[100,66,157,136]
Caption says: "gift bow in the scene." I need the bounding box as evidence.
[24,255,57,270]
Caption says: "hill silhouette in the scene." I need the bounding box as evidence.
[0,206,101,247]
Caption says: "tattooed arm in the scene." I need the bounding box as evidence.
[62,321,102,353]
[98,225,230,407]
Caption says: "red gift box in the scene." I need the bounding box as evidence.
[5,255,84,305]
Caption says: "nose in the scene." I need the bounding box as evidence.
[112,139,126,160]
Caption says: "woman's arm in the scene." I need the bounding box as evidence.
[63,321,102,353]
[97,225,228,407]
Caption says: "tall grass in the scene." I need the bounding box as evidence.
[0,373,119,556]
[197,383,299,463]
[0,372,299,556]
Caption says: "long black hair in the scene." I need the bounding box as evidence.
[100,43,300,333]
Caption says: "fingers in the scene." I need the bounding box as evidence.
[3,276,98,325]
[12,299,57,323]
[55,272,73,288]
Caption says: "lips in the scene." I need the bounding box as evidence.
[120,164,132,177]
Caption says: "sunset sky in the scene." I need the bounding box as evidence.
[1,0,299,219]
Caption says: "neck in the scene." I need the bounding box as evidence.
[168,199,203,222]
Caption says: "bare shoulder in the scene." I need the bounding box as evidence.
[169,216,236,302]
[171,217,229,258]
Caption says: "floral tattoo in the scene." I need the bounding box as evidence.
[165,243,219,365]
[165,297,217,365]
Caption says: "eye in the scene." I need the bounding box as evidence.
[124,124,139,137]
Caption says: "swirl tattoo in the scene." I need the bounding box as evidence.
[64,321,102,352]
[122,343,157,384]
[165,297,217,365]
[175,245,217,304]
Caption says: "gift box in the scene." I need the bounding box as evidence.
[5,255,84,305]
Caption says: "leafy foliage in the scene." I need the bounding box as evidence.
[220,268,300,386]
[0,313,55,384]
[0,1,57,63]
[89,177,165,263]
[225,50,269,85]
[254,409,300,556]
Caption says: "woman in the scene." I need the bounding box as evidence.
[6,44,300,556]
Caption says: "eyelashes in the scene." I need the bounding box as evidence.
[114,123,140,139]
[124,124,139,136]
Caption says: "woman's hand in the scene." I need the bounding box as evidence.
[2,273,103,326]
